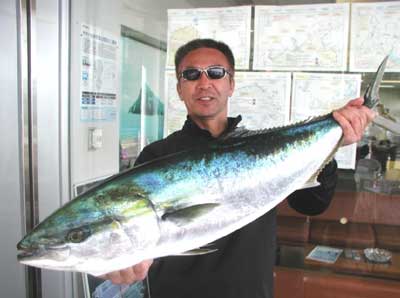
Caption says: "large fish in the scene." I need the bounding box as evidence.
[17,56,389,276]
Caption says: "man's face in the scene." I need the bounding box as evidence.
[176,48,235,123]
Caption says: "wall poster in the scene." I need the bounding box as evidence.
[229,72,291,129]
[167,6,251,69]
[80,23,118,122]
[349,1,400,72]
[253,3,349,71]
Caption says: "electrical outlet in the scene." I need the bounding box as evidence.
[88,128,103,150]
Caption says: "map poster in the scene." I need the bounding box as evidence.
[253,3,349,71]
[165,71,291,134]
[167,6,251,70]
[291,72,361,169]
[228,72,291,130]
[80,23,118,122]
[349,1,400,72]
[164,71,186,135]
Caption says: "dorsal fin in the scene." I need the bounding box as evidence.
[219,113,333,142]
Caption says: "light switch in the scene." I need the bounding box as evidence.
[88,128,103,150]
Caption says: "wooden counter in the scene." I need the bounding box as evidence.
[304,244,400,280]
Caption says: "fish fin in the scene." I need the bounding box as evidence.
[300,178,320,189]
[363,55,389,109]
[218,114,334,142]
[172,248,218,256]
[201,241,216,248]
[219,126,249,140]
[161,203,219,226]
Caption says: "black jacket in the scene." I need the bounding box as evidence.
[136,116,337,298]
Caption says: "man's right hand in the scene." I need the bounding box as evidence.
[99,259,153,285]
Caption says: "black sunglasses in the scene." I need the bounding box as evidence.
[179,66,232,81]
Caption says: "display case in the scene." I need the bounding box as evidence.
[275,190,400,297]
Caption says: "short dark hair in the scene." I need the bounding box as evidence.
[174,38,235,77]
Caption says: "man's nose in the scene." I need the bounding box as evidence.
[196,71,211,88]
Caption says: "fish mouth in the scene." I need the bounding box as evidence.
[17,244,70,263]
[17,249,40,261]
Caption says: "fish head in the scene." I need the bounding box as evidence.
[17,217,73,268]
[17,192,160,274]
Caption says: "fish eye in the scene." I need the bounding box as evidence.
[66,228,88,243]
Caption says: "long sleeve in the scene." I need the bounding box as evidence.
[287,159,338,216]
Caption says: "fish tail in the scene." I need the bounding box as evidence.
[363,55,390,109]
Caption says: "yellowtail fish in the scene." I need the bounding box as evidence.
[17,56,389,276]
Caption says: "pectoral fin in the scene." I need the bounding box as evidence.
[299,176,320,189]
[172,247,218,256]
[161,203,219,226]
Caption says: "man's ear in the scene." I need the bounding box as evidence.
[229,77,235,97]
[176,82,184,101]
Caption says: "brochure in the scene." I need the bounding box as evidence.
[306,245,343,264]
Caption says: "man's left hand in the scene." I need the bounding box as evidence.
[333,97,376,146]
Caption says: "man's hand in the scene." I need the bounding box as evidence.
[333,97,376,146]
[99,259,153,285]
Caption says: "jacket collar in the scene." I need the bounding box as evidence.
[182,115,242,138]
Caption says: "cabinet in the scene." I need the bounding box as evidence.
[275,191,400,297]
[274,267,400,298]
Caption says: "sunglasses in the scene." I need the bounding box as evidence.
[179,66,232,81]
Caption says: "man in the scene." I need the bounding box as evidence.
[102,39,375,297]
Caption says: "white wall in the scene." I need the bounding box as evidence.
[0,1,28,297]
